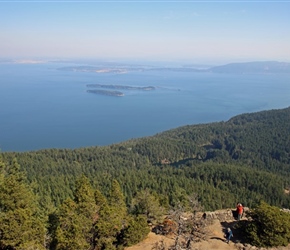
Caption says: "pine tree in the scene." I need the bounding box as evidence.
[0,159,46,249]
[131,189,164,223]
[54,175,97,250]
[54,198,81,250]
[120,215,150,247]
[94,179,128,250]
[244,201,290,247]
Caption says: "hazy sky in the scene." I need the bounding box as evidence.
[1,0,290,64]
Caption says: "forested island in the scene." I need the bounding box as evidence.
[87,89,124,97]
[86,84,155,96]
[1,106,290,249]
[87,84,155,91]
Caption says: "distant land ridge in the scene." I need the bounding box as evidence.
[58,61,290,74]
[209,61,290,74]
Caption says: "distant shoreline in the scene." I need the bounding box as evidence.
[58,61,290,74]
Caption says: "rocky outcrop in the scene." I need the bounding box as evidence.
[202,208,290,250]
[202,207,249,222]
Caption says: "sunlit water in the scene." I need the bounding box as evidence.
[0,62,289,152]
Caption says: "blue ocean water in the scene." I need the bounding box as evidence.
[0,62,289,152]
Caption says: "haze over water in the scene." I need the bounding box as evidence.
[0,62,289,152]
[1,1,290,151]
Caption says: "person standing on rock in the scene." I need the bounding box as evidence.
[225,227,233,244]
[237,203,244,221]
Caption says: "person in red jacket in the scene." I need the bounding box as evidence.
[236,203,244,221]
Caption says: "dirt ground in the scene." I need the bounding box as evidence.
[125,218,236,250]
[125,218,290,250]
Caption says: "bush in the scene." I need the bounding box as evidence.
[120,215,150,246]
[244,201,290,247]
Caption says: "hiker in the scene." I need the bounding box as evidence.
[236,203,244,221]
[225,227,233,244]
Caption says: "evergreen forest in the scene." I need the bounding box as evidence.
[1,106,290,249]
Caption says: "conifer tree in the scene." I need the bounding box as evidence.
[94,189,107,210]
[0,159,46,249]
[244,201,290,247]
[54,175,97,250]
[120,214,149,247]
[94,179,127,250]
[54,198,81,250]
[131,189,164,223]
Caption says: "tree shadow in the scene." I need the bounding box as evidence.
[220,220,247,244]
[232,209,238,220]
[209,236,226,242]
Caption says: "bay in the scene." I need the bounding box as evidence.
[0,62,289,152]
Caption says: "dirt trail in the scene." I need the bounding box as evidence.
[126,216,290,250]
[126,218,237,250]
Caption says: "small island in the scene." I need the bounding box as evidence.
[86,84,156,97]
[87,89,124,97]
[87,84,155,91]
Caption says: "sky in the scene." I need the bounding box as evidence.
[0,0,290,64]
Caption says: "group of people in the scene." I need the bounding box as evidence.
[224,202,244,244]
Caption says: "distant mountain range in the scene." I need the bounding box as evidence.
[58,61,290,74]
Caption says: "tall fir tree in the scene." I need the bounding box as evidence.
[0,159,46,249]
[94,180,127,250]
[54,175,97,250]
[131,189,164,223]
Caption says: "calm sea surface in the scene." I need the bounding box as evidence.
[0,62,289,152]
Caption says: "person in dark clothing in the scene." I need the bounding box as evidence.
[225,227,233,244]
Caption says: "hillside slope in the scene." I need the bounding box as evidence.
[142,106,290,175]
[1,107,290,211]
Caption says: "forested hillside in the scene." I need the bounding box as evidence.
[1,107,290,249]
[1,107,290,211]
